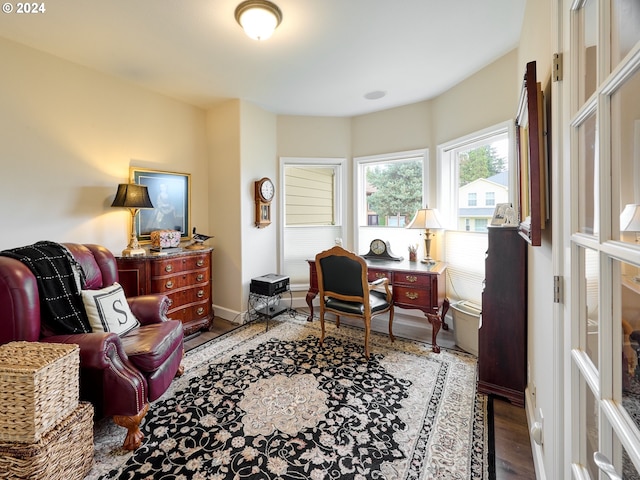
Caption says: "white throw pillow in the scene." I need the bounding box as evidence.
[81,282,140,336]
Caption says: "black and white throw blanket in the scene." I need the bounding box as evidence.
[0,241,90,334]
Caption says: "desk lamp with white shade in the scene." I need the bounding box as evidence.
[406,206,443,264]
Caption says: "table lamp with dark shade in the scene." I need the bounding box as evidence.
[111,183,154,257]
[406,207,443,264]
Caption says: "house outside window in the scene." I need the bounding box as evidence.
[437,122,513,306]
[459,173,508,232]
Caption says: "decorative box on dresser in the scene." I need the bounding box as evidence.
[478,226,527,406]
[116,248,214,336]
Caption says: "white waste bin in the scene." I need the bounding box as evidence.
[450,300,481,355]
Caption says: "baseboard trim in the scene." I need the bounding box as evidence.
[525,386,544,480]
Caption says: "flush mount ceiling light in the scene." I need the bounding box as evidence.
[234,0,282,41]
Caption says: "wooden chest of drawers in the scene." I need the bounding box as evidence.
[116,248,214,335]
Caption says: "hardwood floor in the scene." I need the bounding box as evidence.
[185,311,537,479]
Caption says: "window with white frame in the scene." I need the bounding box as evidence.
[280,157,346,288]
[485,191,495,206]
[438,122,513,305]
[355,149,427,255]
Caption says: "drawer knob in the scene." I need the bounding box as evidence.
[406,275,417,283]
[197,290,204,298]
[197,307,205,316]
[196,274,204,282]
[165,280,174,289]
[405,292,419,300]
[165,264,173,273]
[197,259,204,267]
[167,299,173,306]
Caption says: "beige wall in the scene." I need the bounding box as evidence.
[433,49,519,145]
[351,101,433,158]
[0,37,209,254]
[517,0,554,478]
[239,101,278,309]
[207,100,242,317]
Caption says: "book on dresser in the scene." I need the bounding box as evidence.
[116,247,214,335]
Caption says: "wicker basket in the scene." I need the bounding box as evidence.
[0,342,79,443]
[0,402,94,480]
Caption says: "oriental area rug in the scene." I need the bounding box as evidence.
[85,314,489,480]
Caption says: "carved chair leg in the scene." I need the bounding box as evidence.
[113,403,149,451]
[363,316,371,359]
[175,346,185,377]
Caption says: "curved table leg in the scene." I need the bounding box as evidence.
[305,290,317,322]
[426,312,442,354]
[441,298,450,330]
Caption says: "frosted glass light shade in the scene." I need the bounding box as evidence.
[235,0,282,41]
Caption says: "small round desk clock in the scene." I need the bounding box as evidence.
[362,239,403,261]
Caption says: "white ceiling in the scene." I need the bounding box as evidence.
[0,0,526,117]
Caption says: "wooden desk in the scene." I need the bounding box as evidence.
[307,258,449,353]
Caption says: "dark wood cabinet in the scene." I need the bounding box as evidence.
[478,227,527,406]
[116,248,214,336]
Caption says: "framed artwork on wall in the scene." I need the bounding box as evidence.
[516,61,548,246]
[130,167,191,243]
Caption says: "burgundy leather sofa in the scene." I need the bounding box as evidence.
[0,243,185,450]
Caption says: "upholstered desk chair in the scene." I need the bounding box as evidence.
[315,245,394,359]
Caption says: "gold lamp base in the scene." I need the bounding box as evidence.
[421,230,436,264]
[122,210,146,257]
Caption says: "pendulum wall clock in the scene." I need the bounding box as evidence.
[254,177,274,228]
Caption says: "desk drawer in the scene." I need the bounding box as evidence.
[368,269,392,282]
[394,272,431,287]
[394,285,432,308]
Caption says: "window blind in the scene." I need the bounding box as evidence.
[444,230,488,306]
[283,226,343,288]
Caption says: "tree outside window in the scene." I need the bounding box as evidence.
[365,159,422,227]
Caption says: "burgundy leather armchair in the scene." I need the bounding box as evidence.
[0,243,185,450]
